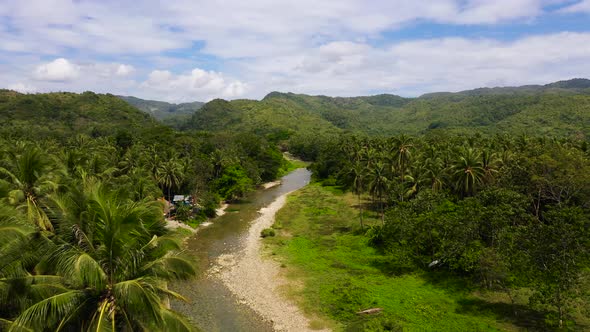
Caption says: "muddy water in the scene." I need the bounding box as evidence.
[171,169,311,332]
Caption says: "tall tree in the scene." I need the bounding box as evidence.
[0,146,57,232]
[7,182,196,331]
[452,148,484,197]
[368,161,389,225]
[157,158,184,202]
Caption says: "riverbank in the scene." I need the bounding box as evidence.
[211,190,328,332]
[263,183,530,331]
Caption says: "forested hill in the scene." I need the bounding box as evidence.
[181,97,342,138]
[118,95,204,120]
[0,90,169,140]
[184,79,590,138]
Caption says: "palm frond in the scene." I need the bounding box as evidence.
[112,278,163,326]
[142,254,197,281]
[50,246,107,290]
[9,290,87,332]
[160,308,195,332]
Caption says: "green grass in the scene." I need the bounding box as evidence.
[265,184,522,331]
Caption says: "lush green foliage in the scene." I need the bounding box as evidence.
[0,90,168,140]
[268,184,522,331]
[302,133,590,329]
[181,79,590,141]
[0,90,291,331]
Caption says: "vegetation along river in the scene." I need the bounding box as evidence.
[171,168,311,332]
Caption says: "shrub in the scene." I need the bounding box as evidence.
[261,228,276,238]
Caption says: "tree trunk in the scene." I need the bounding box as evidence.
[358,191,364,230]
[167,186,171,218]
[380,192,384,226]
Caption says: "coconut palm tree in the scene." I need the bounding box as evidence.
[452,148,485,197]
[157,159,184,203]
[0,202,58,326]
[390,135,414,201]
[349,161,366,230]
[0,146,58,232]
[7,181,196,331]
[367,161,389,225]
[421,145,446,192]
[481,149,501,184]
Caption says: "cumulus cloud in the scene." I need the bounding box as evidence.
[115,64,135,76]
[33,58,80,81]
[1,1,588,101]
[32,58,136,82]
[238,32,590,97]
[141,68,247,101]
[7,83,37,93]
[0,0,564,58]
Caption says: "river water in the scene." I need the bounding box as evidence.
[171,168,311,332]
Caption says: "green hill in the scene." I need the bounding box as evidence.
[183,97,342,138]
[183,79,590,138]
[118,95,204,120]
[0,90,169,140]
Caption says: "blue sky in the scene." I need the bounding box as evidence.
[1,0,590,102]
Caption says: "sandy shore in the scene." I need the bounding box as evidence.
[263,180,282,189]
[211,192,330,332]
[165,218,196,232]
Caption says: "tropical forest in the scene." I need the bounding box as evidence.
[1,2,590,331]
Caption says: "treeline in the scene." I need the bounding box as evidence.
[303,133,590,328]
[0,92,287,330]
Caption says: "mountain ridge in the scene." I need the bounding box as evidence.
[185,78,590,138]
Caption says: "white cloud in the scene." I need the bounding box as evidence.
[32,58,137,82]
[235,31,590,98]
[7,83,37,93]
[141,68,246,101]
[0,0,562,58]
[115,64,135,76]
[33,58,80,81]
[559,0,590,13]
[0,1,587,101]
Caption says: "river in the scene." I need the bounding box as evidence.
[171,168,311,332]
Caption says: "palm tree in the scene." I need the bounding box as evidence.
[421,145,446,192]
[368,161,389,225]
[481,149,501,184]
[390,135,413,201]
[157,159,183,203]
[452,148,485,197]
[141,145,161,181]
[8,181,196,331]
[349,161,366,230]
[0,146,57,232]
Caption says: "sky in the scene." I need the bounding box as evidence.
[1,0,590,102]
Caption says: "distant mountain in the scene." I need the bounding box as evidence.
[183,79,590,138]
[118,96,204,120]
[422,78,590,97]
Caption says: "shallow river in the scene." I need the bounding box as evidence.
[171,168,311,332]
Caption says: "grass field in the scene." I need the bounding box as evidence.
[264,183,538,332]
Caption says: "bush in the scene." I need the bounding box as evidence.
[260,228,276,238]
